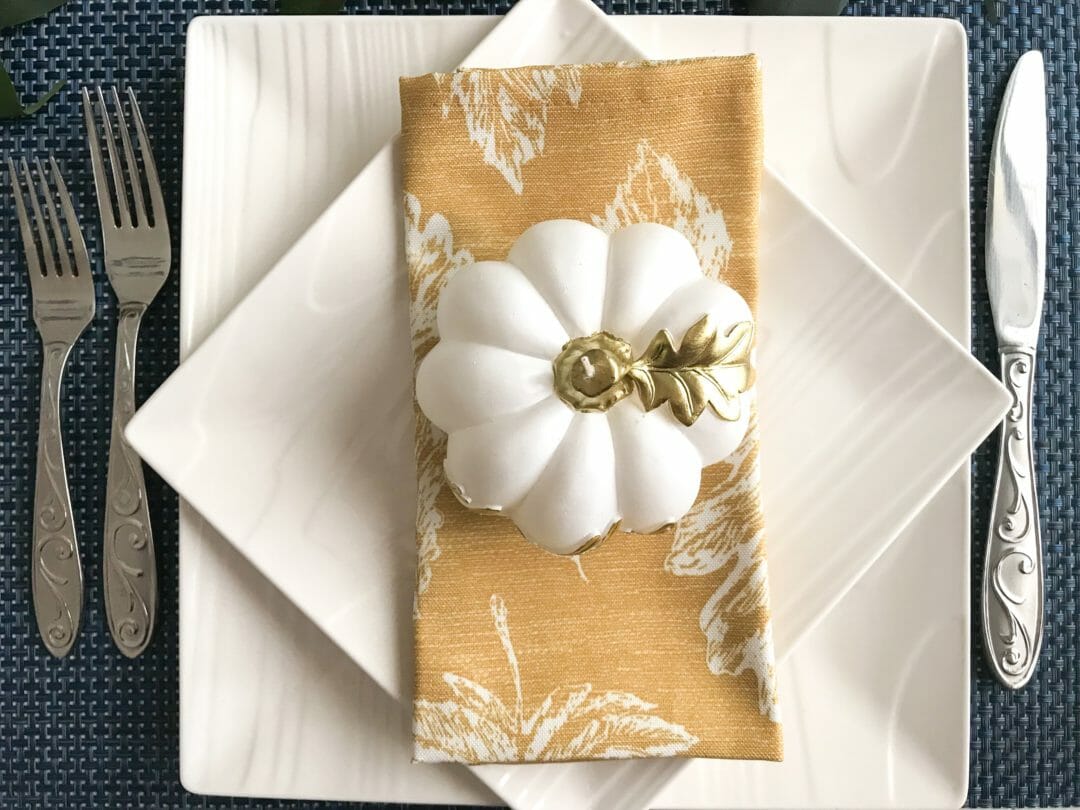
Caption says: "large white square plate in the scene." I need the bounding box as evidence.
[137,5,1002,808]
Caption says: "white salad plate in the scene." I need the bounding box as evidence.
[132,4,1003,808]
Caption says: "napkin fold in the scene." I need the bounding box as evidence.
[400,56,782,764]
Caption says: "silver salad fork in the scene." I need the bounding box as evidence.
[9,156,96,658]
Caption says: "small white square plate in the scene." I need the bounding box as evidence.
[139,4,1001,808]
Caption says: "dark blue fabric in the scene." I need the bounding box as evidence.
[0,0,1074,806]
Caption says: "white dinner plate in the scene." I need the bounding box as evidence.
[136,4,1003,808]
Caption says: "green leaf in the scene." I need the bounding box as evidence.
[745,0,848,13]
[279,0,345,13]
[0,0,69,30]
[0,1,68,120]
[0,65,64,119]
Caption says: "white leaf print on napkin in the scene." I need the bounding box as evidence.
[414,595,698,763]
[438,66,583,194]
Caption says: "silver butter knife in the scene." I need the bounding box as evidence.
[982,50,1048,689]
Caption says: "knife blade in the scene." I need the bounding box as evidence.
[982,50,1048,690]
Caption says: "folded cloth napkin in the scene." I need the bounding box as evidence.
[400,56,781,764]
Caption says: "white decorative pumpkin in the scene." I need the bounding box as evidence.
[415,219,756,556]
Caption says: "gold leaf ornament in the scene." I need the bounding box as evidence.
[552,315,755,427]
[628,316,755,427]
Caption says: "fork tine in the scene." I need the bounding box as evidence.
[8,157,43,280]
[21,159,57,277]
[35,157,72,278]
[126,87,165,227]
[49,157,90,279]
[111,87,146,227]
[82,86,116,229]
[95,86,131,228]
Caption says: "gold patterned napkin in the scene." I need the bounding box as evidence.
[400,56,781,764]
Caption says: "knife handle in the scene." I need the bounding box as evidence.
[982,348,1044,689]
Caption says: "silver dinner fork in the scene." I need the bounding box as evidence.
[9,156,96,658]
[82,86,169,657]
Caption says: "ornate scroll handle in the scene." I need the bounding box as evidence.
[103,302,157,657]
[33,341,83,658]
[982,348,1044,689]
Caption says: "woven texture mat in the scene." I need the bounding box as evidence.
[0,1,1074,807]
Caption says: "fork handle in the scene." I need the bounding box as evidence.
[103,303,157,657]
[981,348,1044,689]
[33,341,83,657]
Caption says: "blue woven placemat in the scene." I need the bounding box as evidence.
[0,1,1074,807]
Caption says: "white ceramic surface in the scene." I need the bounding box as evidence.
[137,6,998,809]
